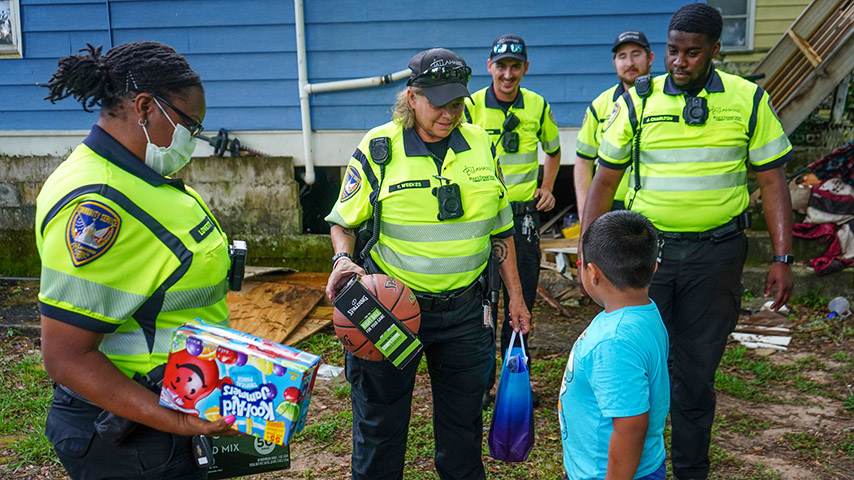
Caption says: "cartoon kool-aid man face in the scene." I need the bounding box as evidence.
[166,349,220,409]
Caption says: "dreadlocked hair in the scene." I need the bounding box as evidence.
[44,41,202,114]
[669,3,723,43]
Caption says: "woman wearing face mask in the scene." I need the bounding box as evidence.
[37,41,236,479]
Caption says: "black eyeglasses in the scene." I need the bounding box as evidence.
[150,93,204,137]
[407,65,472,87]
[492,43,524,55]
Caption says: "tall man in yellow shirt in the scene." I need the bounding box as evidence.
[581,4,793,479]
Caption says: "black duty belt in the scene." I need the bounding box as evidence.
[657,211,751,242]
[511,200,537,216]
[414,276,484,313]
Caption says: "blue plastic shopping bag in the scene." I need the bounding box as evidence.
[488,330,534,462]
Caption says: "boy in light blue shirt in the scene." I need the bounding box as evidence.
[559,210,669,480]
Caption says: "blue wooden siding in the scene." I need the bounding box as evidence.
[1,0,693,132]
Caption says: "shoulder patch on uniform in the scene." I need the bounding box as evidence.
[66,200,121,267]
[340,165,362,202]
[549,109,556,125]
[604,102,621,132]
[582,111,587,125]
[496,160,507,189]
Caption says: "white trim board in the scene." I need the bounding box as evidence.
[0,128,581,166]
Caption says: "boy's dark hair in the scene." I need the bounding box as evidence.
[669,3,723,44]
[44,41,202,114]
[582,210,658,290]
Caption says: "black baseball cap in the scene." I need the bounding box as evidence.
[612,30,650,52]
[407,47,472,107]
[490,34,527,62]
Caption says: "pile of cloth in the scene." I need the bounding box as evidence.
[792,140,854,275]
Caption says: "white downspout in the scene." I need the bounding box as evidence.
[294,0,409,185]
[294,0,314,185]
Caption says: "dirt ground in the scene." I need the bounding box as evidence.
[1,275,853,479]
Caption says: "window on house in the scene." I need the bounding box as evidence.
[0,0,22,58]
[709,0,756,52]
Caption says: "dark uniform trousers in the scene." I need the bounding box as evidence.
[346,299,494,480]
[650,232,747,480]
[45,385,203,480]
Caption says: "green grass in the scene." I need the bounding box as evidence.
[839,433,854,459]
[715,413,774,438]
[708,444,783,480]
[791,291,828,309]
[716,345,838,403]
[296,409,352,446]
[0,341,56,466]
[294,332,346,367]
[784,432,822,459]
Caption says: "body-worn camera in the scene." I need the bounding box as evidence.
[501,112,521,153]
[683,96,708,125]
[227,240,247,291]
[433,183,464,221]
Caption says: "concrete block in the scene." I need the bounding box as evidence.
[0,183,20,207]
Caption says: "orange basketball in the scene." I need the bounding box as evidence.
[333,274,421,361]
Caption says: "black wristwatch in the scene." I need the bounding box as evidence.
[772,254,794,265]
[331,252,353,268]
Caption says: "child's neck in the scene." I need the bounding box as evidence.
[601,288,650,313]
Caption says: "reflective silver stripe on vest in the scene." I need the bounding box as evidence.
[494,204,513,232]
[498,152,538,166]
[749,136,790,163]
[161,279,228,312]
[599,140,633,162]
[639,146,747,164]
[98,317,229,357]
[576,139,598,158]
[41,267,146,320]
[629,171,747,191]
[502,169,539,186]
[543,136,560,153]
[381,218,494,242]
[375,243,489,275]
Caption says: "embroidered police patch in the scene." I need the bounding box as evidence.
[340,165,362,202]
[604,102,621,132]
[66,200,121,267]
[496,160,508,189]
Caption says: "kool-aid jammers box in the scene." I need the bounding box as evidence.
[159,321,321,445]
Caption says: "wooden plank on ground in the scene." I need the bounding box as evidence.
[227,282,324,344]
[283,317,333,346]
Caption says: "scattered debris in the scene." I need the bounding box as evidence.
[536,285,572,318]
[227,270,332,345]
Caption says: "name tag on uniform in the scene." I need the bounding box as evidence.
[389,180,430,192]
[191,216,215,243]
[643,115,679,125]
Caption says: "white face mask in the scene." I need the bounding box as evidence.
[141,98,197,176]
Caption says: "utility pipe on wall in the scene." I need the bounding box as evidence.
[294,0,409,185]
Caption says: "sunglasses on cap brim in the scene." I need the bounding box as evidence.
[407,65,472,87]
[492,43,524,55]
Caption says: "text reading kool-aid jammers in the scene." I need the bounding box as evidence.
[221,384,277,420]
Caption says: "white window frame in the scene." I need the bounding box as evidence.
[0,0,22,59]
[713,0,756,52]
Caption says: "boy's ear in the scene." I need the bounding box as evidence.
[587,262,602,285]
